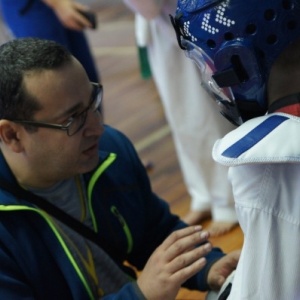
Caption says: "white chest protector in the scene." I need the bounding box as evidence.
[213,113,300,166]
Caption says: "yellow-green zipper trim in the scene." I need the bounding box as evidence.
[87,153,117,232]
[0,205,96,300]
[110,206,133,254]
[86,152,134,254]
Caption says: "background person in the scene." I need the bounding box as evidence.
[123,0,237,236]
[0,0,99,82]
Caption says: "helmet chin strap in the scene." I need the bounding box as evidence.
[268,93,300,116]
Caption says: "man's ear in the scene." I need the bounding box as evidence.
[0,120,24,153]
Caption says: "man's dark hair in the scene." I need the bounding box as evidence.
[0,37,72,120]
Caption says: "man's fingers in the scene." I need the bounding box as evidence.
[161,226,207,249]
[169,242,212,273]
[162,227,210,262]
[137,227,213,299]
[169,245,212,284]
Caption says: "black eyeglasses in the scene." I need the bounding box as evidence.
[12,82,103,136]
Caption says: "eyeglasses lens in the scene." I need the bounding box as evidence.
[68,84,103,136]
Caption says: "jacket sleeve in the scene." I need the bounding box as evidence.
[102,282,146,300]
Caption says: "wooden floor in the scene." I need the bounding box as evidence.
[86,2,243,299]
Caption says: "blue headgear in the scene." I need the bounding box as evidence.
[171,0,300,125]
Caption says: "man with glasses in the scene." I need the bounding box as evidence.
[0,37,239,299]
[10,82,103,137]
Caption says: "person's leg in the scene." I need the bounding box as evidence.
[147,19,237,235]
[1,0,68,40]
[0,0,99,83]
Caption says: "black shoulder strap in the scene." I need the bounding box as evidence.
[0,179,103,250]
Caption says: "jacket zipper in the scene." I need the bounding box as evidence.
[87,153,134,254]
[110,205,133,254]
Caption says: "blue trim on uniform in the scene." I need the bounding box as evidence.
[222,115,289,158]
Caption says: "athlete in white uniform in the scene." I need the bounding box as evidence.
[172,0,300,298]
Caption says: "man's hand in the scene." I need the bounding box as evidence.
[137,226,212,300]
[42,0,94,30]
[207,249,240,291]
